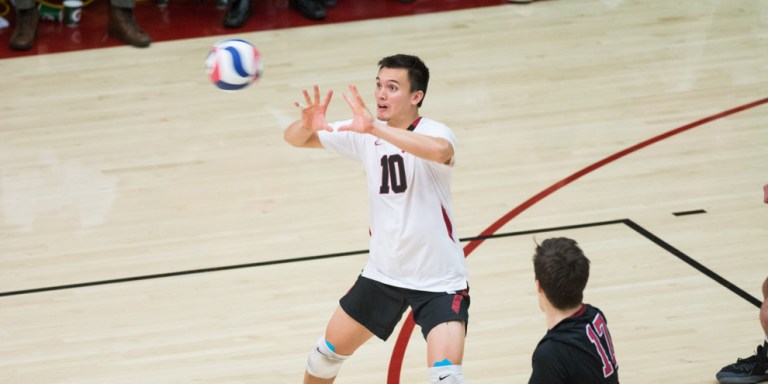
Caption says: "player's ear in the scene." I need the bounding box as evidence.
[534,279,542,293]
[411,90,424,106]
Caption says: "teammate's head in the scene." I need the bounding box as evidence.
[378,54,429,107]
[533,237,590,310]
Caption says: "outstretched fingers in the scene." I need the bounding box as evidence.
[304,88,313,107]
[294,89,310,109]
[338,84,374,133]
[341,92,354,110]
[295,85,329,108]
[349,84,366,107]
[323,89,333,108]
[342,84,365,111]
[313,85,322,105]
[294,85,334,132]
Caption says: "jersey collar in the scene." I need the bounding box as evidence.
[407,117,422,131]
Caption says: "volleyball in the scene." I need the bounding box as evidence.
[205,39,263,90]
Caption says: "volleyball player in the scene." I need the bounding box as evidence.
[529,237,619,384]
[284,54,469,384]
[715,276,768,384]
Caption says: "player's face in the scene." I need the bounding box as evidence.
[374,67,422,124]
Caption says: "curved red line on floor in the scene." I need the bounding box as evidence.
[387,96,768,384]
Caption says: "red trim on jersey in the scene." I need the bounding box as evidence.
[407,117,422,131]
[441,205,455,242]
[570,304,587,318]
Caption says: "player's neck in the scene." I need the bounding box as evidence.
[390,112,421,130]
[545,303,584,329]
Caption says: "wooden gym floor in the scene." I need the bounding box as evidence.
[1,0,767,383]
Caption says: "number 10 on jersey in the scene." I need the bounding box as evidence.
[379,154,407,194]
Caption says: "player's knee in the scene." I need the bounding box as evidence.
[428,360,464,384]
[306,337,350,379]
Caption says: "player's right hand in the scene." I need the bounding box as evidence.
[296,85,333,132]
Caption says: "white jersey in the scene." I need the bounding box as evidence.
[318,117,468,292]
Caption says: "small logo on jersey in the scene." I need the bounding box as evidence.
[316,347,327,357]
[374,139,383,146]
[439,374,451,381]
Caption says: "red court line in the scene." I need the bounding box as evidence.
[387,96,768,384]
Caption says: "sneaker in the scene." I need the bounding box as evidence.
[716,345,768,384]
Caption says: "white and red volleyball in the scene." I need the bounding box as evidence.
[205,39,263,90]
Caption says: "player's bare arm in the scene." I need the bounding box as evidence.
[284,85,333,148]
[338,84,454,165]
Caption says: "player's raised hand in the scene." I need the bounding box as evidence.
[338,84,375,134]
[295,85,333,132]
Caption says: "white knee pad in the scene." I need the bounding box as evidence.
[306,337,350,379]
[429,364,464,384]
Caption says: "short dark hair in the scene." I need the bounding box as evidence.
[532,237,590,310]
[378,54,429,107]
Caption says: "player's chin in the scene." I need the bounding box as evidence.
[376,110,389,121]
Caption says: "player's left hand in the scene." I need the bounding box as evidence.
[338,84,375,134]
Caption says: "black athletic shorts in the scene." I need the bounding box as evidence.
[339,275,470,341]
